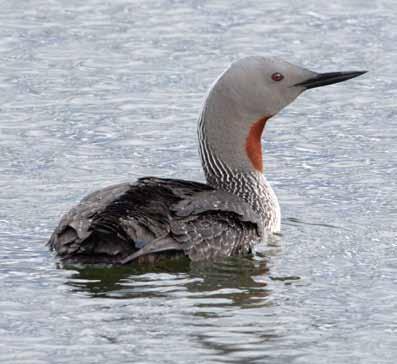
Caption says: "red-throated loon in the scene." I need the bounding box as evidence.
[48,56,366,264]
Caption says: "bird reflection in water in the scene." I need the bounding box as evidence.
[61,255,273,308]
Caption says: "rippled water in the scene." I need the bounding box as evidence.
[0,0,396,363]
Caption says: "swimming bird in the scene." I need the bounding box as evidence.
[48,56,366,265]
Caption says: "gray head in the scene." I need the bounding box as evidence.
[200,56,366,174]
[209,56,366,121]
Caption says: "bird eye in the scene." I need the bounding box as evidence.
[271,72,284,82]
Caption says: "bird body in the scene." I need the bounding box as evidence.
[48,177,264,264]
[48,56,366,264]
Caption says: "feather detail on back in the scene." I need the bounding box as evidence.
[48,177,262,264]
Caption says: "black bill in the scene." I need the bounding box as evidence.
[295,71,367,89]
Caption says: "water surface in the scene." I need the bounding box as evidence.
[0,1,396,363]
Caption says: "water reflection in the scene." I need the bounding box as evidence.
[62,258,191,297]
[63,256,280,363]
[63,256,271,306]
[284,217,348,230]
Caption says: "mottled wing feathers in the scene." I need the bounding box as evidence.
[170,211,258,261]
[48,183,131,255]
[171,189,264,234]
[48,177,262,264]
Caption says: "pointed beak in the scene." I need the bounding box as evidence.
[294,70,367,90]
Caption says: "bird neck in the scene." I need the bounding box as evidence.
[198,99,280,233]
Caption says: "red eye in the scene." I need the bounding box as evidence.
[271,72,284,82]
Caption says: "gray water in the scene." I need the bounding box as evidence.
[0,0,396,363]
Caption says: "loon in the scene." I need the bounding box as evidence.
[48,56,366,265]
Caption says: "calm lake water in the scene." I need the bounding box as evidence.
[0,0,396,363]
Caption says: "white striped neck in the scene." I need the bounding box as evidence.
[198,114,280,233]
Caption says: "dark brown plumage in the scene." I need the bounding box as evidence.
[48,177,262,264]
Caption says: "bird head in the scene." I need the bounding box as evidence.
[213,56,366,120]
[200,56,366,174]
